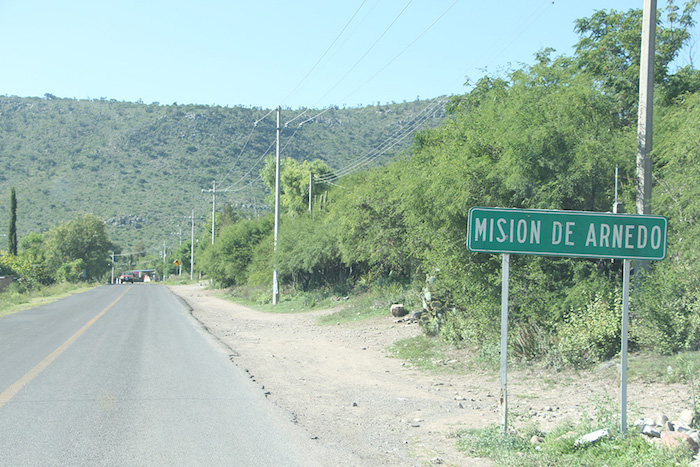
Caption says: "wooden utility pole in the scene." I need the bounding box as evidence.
[273,106,281,305]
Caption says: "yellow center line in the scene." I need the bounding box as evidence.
[0,287,132,409]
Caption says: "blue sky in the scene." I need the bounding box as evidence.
[1,0,694,109]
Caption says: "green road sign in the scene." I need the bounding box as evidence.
[467,207,667,260]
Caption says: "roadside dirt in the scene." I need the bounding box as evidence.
[169,283,691,466]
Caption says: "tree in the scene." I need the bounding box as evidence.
[399,56,633,343]
[45,213,112,281]
[261,158,333,216]
[200,216,273,287]
[326,165,414,279]
[574,1,699,121]
[8,187,17,255]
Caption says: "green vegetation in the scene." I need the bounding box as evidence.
[4,2,700,377]
[389,336,469,373]
[193,1,700,368]
[0,282,97,318]
[453,423,692,466]
[0,97,443,252]
[452,392,693,466]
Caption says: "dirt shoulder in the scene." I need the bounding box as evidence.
[169,283,691,466]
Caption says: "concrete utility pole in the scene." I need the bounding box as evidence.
[273,106,281,305]
[309,172,314,213]
[636,0,656,275]
[202,180,230,245]
[190,210,195,281]
[183,210,205,281]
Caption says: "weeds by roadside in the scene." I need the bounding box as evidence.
[0,282,97,317]
[452,422,692,466]
[453,394,694,466]
[221,281,423,324]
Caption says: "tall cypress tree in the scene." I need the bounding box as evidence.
[8,187,17,255]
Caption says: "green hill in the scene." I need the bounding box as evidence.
[0,95,446,252]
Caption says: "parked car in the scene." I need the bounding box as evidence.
[119,272,135,283]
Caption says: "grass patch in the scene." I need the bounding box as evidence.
[453,424,694,466]
[316,297,387,325]
[316,282,421,325]
[628,351,700,385]
[388,335,469,373]
[0,282,98,318]
[221,286,338,314]
[220,282,421,324]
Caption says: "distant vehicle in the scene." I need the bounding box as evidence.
[119,272,135,283]
[131,269,157,282]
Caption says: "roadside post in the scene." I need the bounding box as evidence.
[467,207,667,434]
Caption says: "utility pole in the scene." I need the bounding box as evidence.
[162,242,166,281]
[202,180,229,245]
[636,0,656,274]
[273,106,281,305]
[309,172,314,213]
[190,210,195,281]
[110,251,115,284]
[183,210,205,281]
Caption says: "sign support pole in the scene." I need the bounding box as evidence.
[500,253,510,434]
[620,258,631,433]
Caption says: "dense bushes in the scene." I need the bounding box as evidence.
[193,3,700,367]
[199,216,273,287]
[0,213,112,296]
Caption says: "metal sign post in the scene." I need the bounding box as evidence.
[467,207,667,434]
[500,253,510,434]
[620,258,631,433]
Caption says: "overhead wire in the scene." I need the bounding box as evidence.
[215,1,441,195]
[308,0,414,109]
[214,0,555,199]
[340,0,460,105]
[313,0,554,183]
[217,107,278,187]
[278,0,369,108]
[289,0,461,179]
[314,95,448,183]
[221,137,277,191]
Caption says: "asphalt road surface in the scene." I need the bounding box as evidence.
[0,284,327,466]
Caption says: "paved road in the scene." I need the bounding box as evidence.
[0,284,325,466]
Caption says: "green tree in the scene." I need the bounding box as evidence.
[8,187,17,255]
[45,213,112,281]
[326,164,414,278]
[274,214,343,291]
[401,56,632,344]
[574,1,699,121]
[200,216,273,286]
[261,158,333,216]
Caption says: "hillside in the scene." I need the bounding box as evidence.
[0,95,446,252]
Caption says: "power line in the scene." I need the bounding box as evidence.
[308,0,415,109]
[279,0,369,108]
[315,96,448,182]
[339,0,460,105]
[221,137,277,191]
[207,0,553,203]
[218,108,277,186]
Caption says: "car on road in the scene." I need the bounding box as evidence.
[119,272,135,283]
